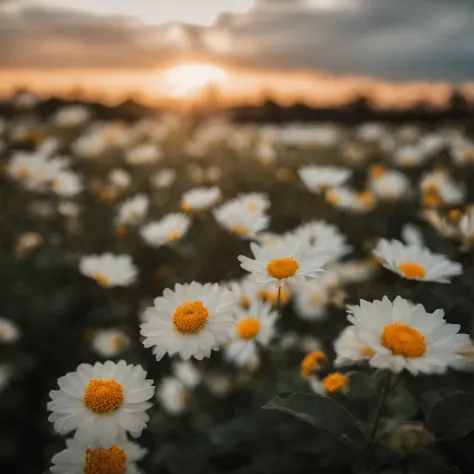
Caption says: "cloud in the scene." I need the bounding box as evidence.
[0,0,473,81]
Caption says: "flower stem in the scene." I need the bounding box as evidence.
[368,371,392,442]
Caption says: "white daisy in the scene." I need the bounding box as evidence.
[156,376,188,415]
[150,169,176,189]
[125,143,162,165]
[401,224,424,248]
[373,239,462,283]
[47,361,155,447]
[224,299,277,367]
[347,296,469,375]
[0,318,20,343]
[393,145,428,167]
[108,169,131,189]
[294,220,351,262]
[116,195,149,226]
[141,213,191,248]
[420,171,465,208]
[91,329,130,358]
[172,361,202,389]
[140,282,236,360]
[180,187,221,212]
[53,105,91,129]
[309,372,350,396]
[79,254,138,287]
[51,170,83,198]
[238,236,328,287]
[369,168,410,201]
[50,437,146,474]
[213,199,269,239]
[299,166,352,194]
[293,279,329,322]
[238,193,271,214]
[334,326,376,367]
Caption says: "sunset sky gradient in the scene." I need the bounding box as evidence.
[1,0,473,107]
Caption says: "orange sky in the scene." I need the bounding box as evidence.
[0,63,472,109]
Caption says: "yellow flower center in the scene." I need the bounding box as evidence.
[310,292,324,305]
[301,350,326,378]
[257,290,269,301]
[83,379,124,414]
[111,335,126,351]
[84,445,127,474]
[232,225,249,236]
[322,373,349,394]
[91,271,111,287]
[266,257,299,280]
[167,230,181,242]
[240,296,251,309]
[236,317,261,340]
[16,166,30,178]
[114,225,128,238]
[248,202,258,212]
[449,209,462,222]
[325,189,340,205]
[99,188,118,203]
[381,322,426,358]
[360,346,376,357]
[370,165,386,179]
[172,301,209,334]
[266,287,291,307]
[358,190,375,206]
[180,202,192,213]
[398,261,426,279]
[423,186,443,207]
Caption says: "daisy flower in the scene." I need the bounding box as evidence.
[373,239,462,283]
[310,372,350,396]
[140,282,236,360]
[393,145,427,167]
[125,143,162,165]
[79,254,138,287]
[15,232,42,257]
[53,105,91,129]
[91,329,130,358]
[300,350,327,378]
[334,326,376,367]
[369,169,410,201]
[150,169,176,189]
[141,213,191,248]
[172,361,202,389]
[347,296,469,375]
[180,187,221,212]
[116,195,149,226]
[420,171,465,208]
[51,170,83,198]
[50,437,146,474]
[108,169,131,189]
[156,376,188,415]
[213,199,269,239]
[224,299,277,367]
[299,166,352,194]
[401,224,424,248]
[238,237,328,287]
[293,279,330,322]
[0,318,20,343]
[47,361,155,447]
[238,193,271,214]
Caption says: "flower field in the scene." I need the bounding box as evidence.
[2,97,474,474]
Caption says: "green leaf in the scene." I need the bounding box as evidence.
[263,392,367,452]
[417,449,460,474]
[426,391,474,441]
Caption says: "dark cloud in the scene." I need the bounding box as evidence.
[0,0,474,81]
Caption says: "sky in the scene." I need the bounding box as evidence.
[1,0,473,106]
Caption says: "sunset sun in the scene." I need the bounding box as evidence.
[164,64,228,97]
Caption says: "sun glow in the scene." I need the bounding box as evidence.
[164,64,228,97]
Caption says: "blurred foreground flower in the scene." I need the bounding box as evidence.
[80,254,138,288]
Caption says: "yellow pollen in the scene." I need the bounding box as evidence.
[423,187,443,207]
[266,287,291,307]
[99,188,118,203]
[310,292,324,305]
[370,164,386,179]
[84,445,127,474]
[111,335,126,351]
[257,290,268,301]
[180,202,192,213]
[240,296,251,309]
[167,230,181,242]
[358,190,375,206]
[325,189,340,205]
[91,271,111,287]
[236,317,261,340]
[322,373,349,394]
[399,261,426,279]
[248,202,258,212]
[301,350,326,378]
[266,257,299,280]
[381,322,426,358]
[232,225,249,236]
[16,167,30,178]
[114,225,128,238]
[449,209,462,222]
[83,379,124,414]
[172,301,209,334]
[360,346,376,357]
